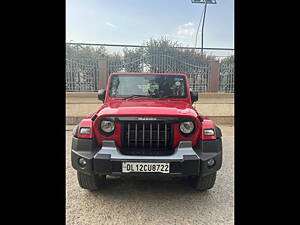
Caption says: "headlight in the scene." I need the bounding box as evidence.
[100,120,115,133]
[179,121,195,134]
[204,128,215,136]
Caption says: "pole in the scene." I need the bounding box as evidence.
[201,0,208,56]
[194,7,204,48]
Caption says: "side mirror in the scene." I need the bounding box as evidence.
[98,89,106,102]
[190,91,198,104]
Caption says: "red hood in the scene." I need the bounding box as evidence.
[96,99,199,118]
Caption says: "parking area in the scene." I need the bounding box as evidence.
[66,125,234,225]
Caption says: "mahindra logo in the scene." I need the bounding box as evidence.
[138,117,157,121]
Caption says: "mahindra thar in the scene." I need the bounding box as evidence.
[71,73,222,191]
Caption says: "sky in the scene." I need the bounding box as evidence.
[66,0,234,49]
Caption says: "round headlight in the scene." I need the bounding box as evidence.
[100,120,115,133]
[179,121,195,134]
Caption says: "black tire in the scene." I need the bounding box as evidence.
[77,171,105,191]
[190,172,217,191]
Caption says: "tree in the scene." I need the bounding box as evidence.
[143,37,215,73]
[220,55,234,64]
[66,44,107,64]
[123,47,145,72]
[107,53,123,74]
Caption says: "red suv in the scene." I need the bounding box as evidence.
[71,73,222,191]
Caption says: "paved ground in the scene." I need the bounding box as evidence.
[66,125,234,225]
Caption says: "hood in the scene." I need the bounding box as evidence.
[96,99,199,118]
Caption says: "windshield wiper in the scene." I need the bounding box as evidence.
[123,95,158,100]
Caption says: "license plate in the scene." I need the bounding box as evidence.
[122,162,170,173]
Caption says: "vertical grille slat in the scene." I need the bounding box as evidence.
[165,123,167,147]
[142,123,145,148]
[122,120,173,156]
[157,123,160,148]
[150,123,152,149]
[128,123,130,147]
[135,123,137,147]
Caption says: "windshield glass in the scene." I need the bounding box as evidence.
[109,74,187,98]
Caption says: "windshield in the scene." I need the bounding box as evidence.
[109,74,187,98]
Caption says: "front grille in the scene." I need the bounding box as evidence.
[120,121,173,156]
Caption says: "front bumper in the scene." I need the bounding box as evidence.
[71,138,222,177]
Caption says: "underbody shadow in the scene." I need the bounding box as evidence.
[87,176,213,200]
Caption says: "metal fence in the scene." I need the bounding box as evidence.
[65,59,99,91]
[66,43,234,93]
[220,61,234,93]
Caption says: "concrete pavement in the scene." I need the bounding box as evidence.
[66,125,234,225]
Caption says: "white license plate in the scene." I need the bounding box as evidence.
[122,162,170,173]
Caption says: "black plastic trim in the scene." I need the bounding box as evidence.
[202,138,222,153]
[215,126,222,138]
[120,121,174,156]
[71,148,221,177]
[197,116,204,122]
[199,151,222,176]
[183,155,200,175]
[91,114,97,121]
[71,136,98,152]
[71,150,95,174]
[71,136,222,177]
[73,125,79,138]
[194,138,222,153]
[93,154,112,174]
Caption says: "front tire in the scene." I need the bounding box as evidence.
[190,172,217,191]
[77,171,105,191]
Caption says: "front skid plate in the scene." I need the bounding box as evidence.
[94,140,199,161]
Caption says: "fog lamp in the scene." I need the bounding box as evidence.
[78,158,87,168]
[207,159,215,167]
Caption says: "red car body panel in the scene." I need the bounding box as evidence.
[96,100,198,117]
[78,73,216,148]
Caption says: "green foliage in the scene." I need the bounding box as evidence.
[142,37,215,73]
[123,47,145,72]
[66,44,107,63]
[66,38,226,73]
[144,37,215,62]
[107,53,123,73]
[220,55,234,64]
